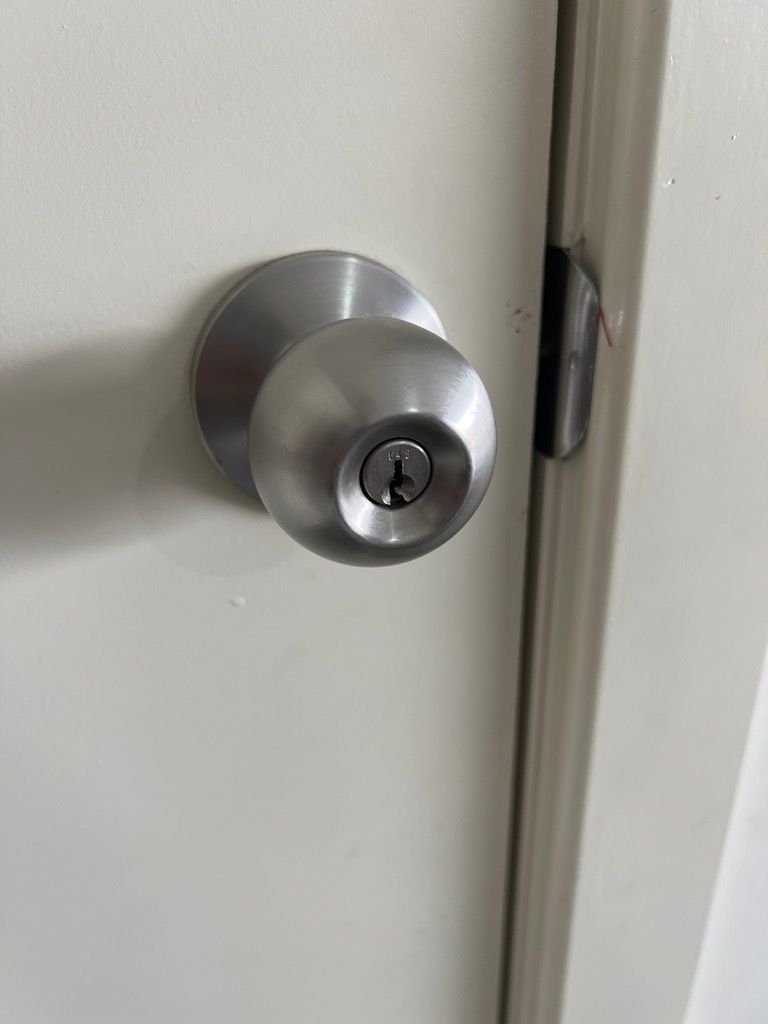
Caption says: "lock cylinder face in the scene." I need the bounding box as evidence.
[193,252,496,566]
[360,439,432,508]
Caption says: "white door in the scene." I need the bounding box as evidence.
[0,3,556,1021]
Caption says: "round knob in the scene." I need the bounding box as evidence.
[192,252,496,566]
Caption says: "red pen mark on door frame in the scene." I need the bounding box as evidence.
[598,305,613,348]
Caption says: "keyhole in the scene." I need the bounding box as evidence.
[389,458,405,506]
[388,458,415,507]
[360,438,432,508]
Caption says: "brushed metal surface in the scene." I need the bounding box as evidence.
[193,251,445,496]
[192,251,496,566]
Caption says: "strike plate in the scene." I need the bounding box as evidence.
[534,246,600,459]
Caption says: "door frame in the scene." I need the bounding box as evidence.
[505,2,768,1021]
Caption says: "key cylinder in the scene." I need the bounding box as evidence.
[361,439,432,508]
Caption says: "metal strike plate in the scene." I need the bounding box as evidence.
[534,246,599,459]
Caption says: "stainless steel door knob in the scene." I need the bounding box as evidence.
[192,251,496,566]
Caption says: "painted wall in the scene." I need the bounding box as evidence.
[684,647,768,1024]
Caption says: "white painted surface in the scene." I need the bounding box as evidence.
[508,2,768,1023]
[685,646,768,1024]
[0,2,556,1021]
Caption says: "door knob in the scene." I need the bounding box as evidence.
[192,251,496,566]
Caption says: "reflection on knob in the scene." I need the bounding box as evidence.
[192,251,496,567]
